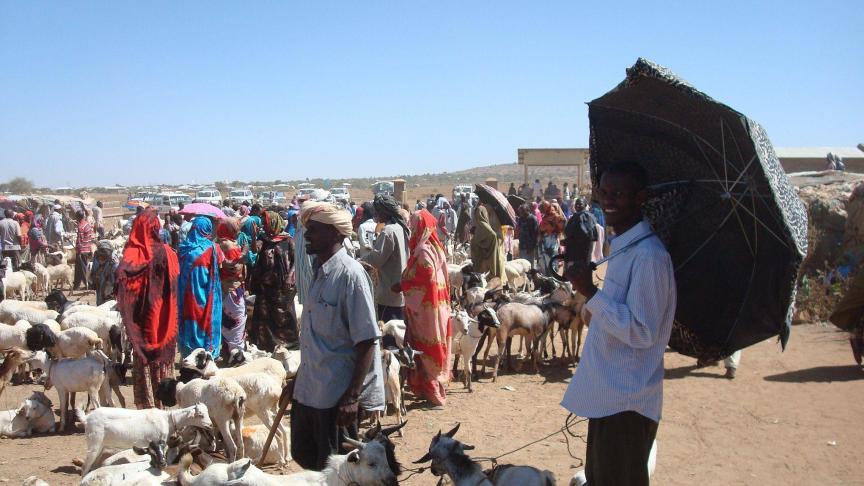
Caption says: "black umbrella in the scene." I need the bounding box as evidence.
[474,184,517,226]
[588,58,808,361]
[507,194,526,211]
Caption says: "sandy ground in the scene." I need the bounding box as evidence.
[0,319,860,485]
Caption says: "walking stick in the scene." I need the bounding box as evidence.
[258,378,294,467]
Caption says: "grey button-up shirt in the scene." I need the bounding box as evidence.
[294,248,385,411]
[360,223,407,308]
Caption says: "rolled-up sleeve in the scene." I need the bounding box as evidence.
[585,253,674,349]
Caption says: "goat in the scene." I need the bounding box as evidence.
[80,439,172,486]
[504,258,533,291]
[46,263,74,292]
[1,268,29,301]
[59,310,123,361]
[28,349,107,431]
[24,390,55,434]
[0,397,40,438]
[220,422,405,486]
[415,423,555,486]
[180,349,289,464]
[156,376,246,462]
[380,348,404,436]
[79,403,212,475]
[380,319,406,349]
[272,344,301,378]
[241,424,289,465]
[0,300,58,325]
[21,478,49,486]
[19,262,51,296]
[451,310,484,391]
[478,302,554,381]
[0,348,30,400]
[25,323,102,358]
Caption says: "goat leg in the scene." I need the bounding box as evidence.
[475,332,489,379]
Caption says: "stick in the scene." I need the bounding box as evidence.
[258,378,294,467]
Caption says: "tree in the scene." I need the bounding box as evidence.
[5,177,33,194]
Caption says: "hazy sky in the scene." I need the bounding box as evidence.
[1,1,861,188]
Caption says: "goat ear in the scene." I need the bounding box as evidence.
[444,423,460,438]
[462,444,476,451]
[413,451,434,464]
[413,349,424,356]
[132,445,148,455]
[346,450,361,463]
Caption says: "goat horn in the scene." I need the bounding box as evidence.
[364,422,382,441]
[380,420,407,437]
[413,452,434,464]
[343,436,364,449]
[444,423,460,438]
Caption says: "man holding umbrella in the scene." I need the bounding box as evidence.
[562,161,676,486]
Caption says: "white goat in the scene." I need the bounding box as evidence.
[381,319,406,349]
[0,398,39,437]
[46,263,74,292]
[380,348,404,436]
[504,258,533,291]
[180,349,289,464]
[241,424,290,465]
[59,310,122,360]
[47,326,103,358]
[28,349,106,432]
[156,377,246,462]
[272,345,301,378]
[80,403,213,475]
[80,440,172,486]
[0,301,58,325]
[451,310,484,392]
[1,268,29,301]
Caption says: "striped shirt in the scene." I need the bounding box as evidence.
[561,220,676,423]
[76,220,95,253]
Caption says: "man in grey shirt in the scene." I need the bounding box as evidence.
[292,202,384,471]
[92,201,104,239]
[361,194,409,322]
[0,210,22,271]
[45,205,64,248]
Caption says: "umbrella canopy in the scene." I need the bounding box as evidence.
[507,194,526,211]
[179,202,227,219]
[124,200,149,211]
[588,58,808,361]
[474,184,517,226]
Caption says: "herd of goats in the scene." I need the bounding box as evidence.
[0,233,596,485]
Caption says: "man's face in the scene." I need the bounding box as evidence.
[597,172,645,228]
[304,220,339,255]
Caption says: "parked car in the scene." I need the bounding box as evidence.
[330,187,351,203]
[372,181,394,196]
[259,191,288,207]
[228,188,254,205]
[196,189,222,206]
[153,193,192,214]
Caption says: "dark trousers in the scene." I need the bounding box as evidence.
[378,305,404,322]
[73,251,92,290]
[586,411,658,486]
[290,400,358,471]
[1,250,20,272]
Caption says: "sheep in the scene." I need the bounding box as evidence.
[1,270,29,301]
[504,258,533,291]
[180,349,289,464]
[46,261,74,291]
[156,376,246,462]
[272,345,301,378]
[80,403,213,475]
[381,319,406,349]
[46,249,67,266]
[415,423,555,486]
[241,424,290,465]
[477,302,554,381]
[59,310,123,361]
[219,422,405,486]
[0,301,59,326]
[451,310,484,392]
[570,439,657,486]
[0,398,39,438]
[19,261,51,296]
[25,323,102,359]
[28,349,106,432]
[80,439,172,486]
[0,348,30,400]
[0,322,28,350]
[24,390,56,434]
[380,348,404,436]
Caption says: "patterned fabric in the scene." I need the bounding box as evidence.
[75,220,95,253]
[400,210,451,406]
[115,209,178,366]
[133,360,174,409]
[177,216,223,358]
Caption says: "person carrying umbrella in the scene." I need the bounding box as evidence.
[470,205,507,284]
[561,161,676,486]
[177,216,224,358]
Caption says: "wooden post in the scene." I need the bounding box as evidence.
[392,179,407,207]
[485,178,498,190]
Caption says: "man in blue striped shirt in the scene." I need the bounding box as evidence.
[562,161,677,486]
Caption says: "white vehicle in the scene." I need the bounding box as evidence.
[153,193,192,214]
[228,189,254,205]
[452,184,474,201]
[372,181,394,196]
[296,187,320,199]
[196,189,222,206]
[330,187,351,203]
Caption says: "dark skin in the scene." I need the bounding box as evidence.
[304,219,377,427]
[567,171,647,298]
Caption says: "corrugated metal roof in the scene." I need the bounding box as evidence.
[775,147,864,159]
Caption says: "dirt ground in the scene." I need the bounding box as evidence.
[0,315,860,485]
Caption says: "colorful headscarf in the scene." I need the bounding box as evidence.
[115,208,179,365]
[216,218,241,240]
[177,216,222,358]
[408,209,445,255]
[262,210,286,237]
